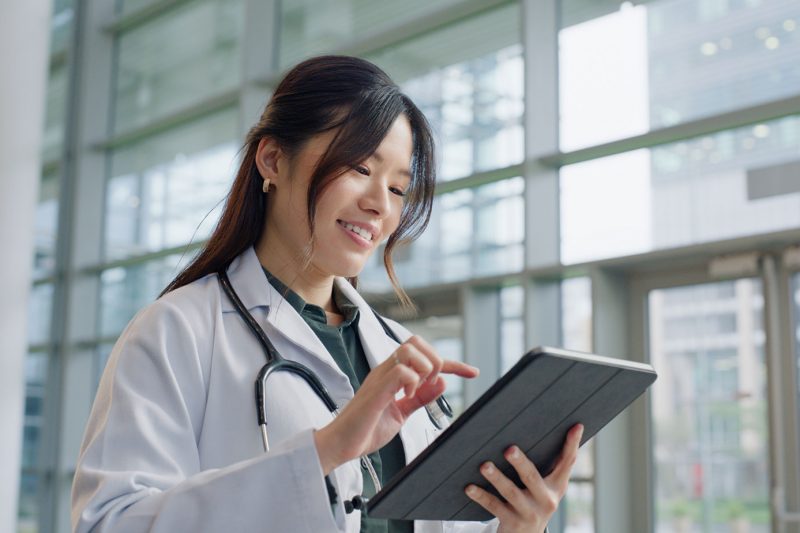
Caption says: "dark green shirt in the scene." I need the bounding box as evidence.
[263,269,412,533]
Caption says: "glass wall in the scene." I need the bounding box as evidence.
[560,115,800,264]
[559,0,800,151]
[112,0,244,133]
[23,0,800,531]
[649,280,768,533]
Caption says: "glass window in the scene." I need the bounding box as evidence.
[27,285,54,346]
[18,352,48,533]
[99,255,186,337]
[33,170,59,278]
[791,273,800,443]
[649,279,768,533]
[560,276,595,532]
[360,177,524,291]
[560,115,800,265]
[561,277,593,353]
[118,0,156,16]
[279,0,469,68]
[105,108,239,260]
[499,285,524,374]
[401,314,466,414]
[50,0,74,55]
[368,3,523,181]
[42,64,68,163]
[112,0,244,133]
[559,0,800,151]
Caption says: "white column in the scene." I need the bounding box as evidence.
[0,1,52,532]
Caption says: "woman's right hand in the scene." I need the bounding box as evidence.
[314,335,479,474]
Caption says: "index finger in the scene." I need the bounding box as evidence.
[441,360,480,378]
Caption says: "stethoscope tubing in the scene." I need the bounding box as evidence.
[217,266,453,502]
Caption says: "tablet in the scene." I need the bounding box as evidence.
[366,346,657,521]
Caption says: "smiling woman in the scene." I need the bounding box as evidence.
[71,55,580,533]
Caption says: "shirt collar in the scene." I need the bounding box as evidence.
[261,267,360,327]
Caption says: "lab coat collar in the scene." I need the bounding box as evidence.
[219,248,347,385]
[220,247,402,372]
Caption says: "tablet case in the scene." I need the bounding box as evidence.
[366,346,657,521]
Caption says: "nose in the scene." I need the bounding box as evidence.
[359,175,391,218]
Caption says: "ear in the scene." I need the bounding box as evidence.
[255,137,284,187]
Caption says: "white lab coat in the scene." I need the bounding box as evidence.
[72,247,499,533]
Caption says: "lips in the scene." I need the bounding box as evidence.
[337,220,375,242]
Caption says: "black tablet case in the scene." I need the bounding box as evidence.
[367,346,657,521]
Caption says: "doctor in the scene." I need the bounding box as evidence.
[71,55,583,533]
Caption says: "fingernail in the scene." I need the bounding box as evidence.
[506,446,520,459]
[465,485,478,496]
[481,462,495,474]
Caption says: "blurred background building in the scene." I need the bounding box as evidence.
[8,0,800,531]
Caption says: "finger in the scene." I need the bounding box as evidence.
[406,336,444,382]
[391,364,421,398]
[395,376,446,417]
[546,424,584,493]
[479,461,531,514]
[441,359,480,378]
[396,344,435,381]
[464,484,513,523]
[505,445,549,502]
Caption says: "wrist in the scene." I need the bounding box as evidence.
[314,425,343,475]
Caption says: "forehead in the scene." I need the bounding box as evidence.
[300,114,414,175]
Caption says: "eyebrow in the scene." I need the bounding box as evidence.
[371,151,412,178]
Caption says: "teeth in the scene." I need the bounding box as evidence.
[340,221,373,241]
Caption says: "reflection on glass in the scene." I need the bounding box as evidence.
[650,279,768,533]
[113,0,244,133]
[360,177,524,291]
[369,3,523,181]
[559,0,800,151]
[561,115,800,264]
[27,285,53,346]
[18,352,48,533]
[500,285,524,374]
[401,315,465,414]
[105,109,238,260]
[33,171,59,278]
[99,255,187,337]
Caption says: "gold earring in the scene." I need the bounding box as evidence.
[262,178,271,193]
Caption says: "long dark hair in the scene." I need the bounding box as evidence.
[160,55,436,306]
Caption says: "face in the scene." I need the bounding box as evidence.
[258,114,414,279]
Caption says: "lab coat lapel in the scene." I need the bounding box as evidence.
[221,248,350,385]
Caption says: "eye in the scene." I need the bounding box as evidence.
[354,165,370,176]
[389,186,407,198]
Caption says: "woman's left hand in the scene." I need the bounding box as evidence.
[464,423,584,533]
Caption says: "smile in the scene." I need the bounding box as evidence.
[337,220,374,242]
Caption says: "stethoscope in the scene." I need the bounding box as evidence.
[217,268,452,512]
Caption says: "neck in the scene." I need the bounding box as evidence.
[255,229,337,312]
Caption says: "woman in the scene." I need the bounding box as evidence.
[71,55,582,533]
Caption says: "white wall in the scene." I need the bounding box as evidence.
[0,1,52,531]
